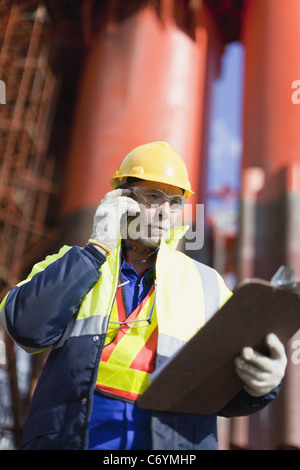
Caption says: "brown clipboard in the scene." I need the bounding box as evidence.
[137,279,300,415]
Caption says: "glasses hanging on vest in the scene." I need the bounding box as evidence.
[108,286,157,330]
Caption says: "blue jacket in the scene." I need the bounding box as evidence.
[0,244,280,450]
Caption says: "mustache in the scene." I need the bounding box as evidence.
[149,223,170,231]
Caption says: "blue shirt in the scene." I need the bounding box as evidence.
[120,259,154,316]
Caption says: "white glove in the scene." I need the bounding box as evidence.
[88,189,140,253]
[234,333,287,397]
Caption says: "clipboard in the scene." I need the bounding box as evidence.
[137,273,300,415]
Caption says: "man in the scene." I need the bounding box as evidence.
[0,141,287,450]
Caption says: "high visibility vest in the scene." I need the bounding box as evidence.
[96,279,158,401]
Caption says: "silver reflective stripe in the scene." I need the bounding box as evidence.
[154,333,186,376]
[53,314,109,350]
[13,341,44,355]
[192,259,220,323]
[156,332,185,359]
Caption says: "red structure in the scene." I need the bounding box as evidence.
[60,0,227,241]
[1,0,300,449]
[237,0,300,449]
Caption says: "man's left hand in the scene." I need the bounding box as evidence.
[234,333,287,397]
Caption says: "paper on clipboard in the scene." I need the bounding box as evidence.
[137,273,300,415]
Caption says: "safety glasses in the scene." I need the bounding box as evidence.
[129,186,185,212]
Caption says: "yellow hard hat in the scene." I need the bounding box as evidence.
[110,141,194,198]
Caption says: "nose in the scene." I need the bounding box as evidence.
[157,199,171,217]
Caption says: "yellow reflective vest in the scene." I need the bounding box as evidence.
[92,227,231,401]
[96,281,158,401]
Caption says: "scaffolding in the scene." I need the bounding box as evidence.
[0,0,62,447]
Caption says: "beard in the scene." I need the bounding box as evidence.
[140,225,170,248]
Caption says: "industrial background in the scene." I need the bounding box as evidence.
[0,0,300,450]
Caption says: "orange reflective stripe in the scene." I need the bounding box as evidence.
[97,385,142,402]
[101,327,126,362]
[129,325,158,372]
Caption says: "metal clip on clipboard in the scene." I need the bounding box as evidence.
[270,266,300,294]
